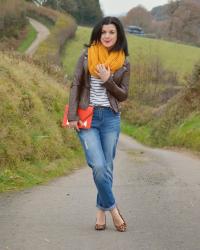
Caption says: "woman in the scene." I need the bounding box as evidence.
[67,16,130,232]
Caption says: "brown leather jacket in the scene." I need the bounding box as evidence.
[68,50,130,121]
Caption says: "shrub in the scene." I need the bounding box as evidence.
[150,61,200,145]
[129,53,180,107]
[0,0,27,39]
[187,60,200,91]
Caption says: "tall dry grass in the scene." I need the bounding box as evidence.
[124,60,200,150]
[129,53,180,107]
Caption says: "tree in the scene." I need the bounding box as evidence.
[166,0,200,45]
[43,0,60,9]
[44,0,102,25]
[150,0,200,46]
[122,5,153,32]
[72,0,103,25]
[167,0,180,16]
[60,0,78,16]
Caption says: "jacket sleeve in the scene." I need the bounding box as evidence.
[101,62,130,102]
[68,51,85,121]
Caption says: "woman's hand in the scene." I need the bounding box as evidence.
[96,64,111,82]
[68,121,80,131]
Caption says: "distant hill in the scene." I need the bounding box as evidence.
[151,4,169,21]
[151,0,200,21]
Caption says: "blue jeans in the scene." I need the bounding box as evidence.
[77,106,120,211]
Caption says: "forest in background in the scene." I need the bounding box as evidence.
[122,0,200,47]
[25,0,103,25]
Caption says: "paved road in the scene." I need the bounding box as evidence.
[0,134,200,250]
[25,17,50,56]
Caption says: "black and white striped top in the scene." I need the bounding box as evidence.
[89,76,110,107]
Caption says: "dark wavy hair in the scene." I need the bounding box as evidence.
[86,16,129,56]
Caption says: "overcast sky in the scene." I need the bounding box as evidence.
[99,0,169,16]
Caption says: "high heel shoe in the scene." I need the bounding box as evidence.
[112,207,127,232]
[95,215,106,230]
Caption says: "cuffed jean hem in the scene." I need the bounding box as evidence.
[96,202,116,211]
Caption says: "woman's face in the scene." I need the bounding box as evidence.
[100,24,117,50]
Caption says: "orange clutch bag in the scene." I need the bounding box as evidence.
[62,105,94,129]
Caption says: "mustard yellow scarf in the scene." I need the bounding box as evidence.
[88,43,125,77]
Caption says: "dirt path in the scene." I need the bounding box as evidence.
[25,17,50,56]
[0,134,200,250]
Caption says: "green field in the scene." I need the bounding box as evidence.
[62,26,200,80]
[128,35,200,78]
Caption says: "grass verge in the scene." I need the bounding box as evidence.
[0,153,84,193]
[17,22,37,53]
[121,120,153,146]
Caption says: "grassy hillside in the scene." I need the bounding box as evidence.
[128,36,200,80]
[62,26,90,78]
[168,113,200,150]
[0,52,84,192]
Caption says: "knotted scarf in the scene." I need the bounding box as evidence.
[88,42,125,78]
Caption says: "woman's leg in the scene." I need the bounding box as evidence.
[98,108,126,231]
[95,107,120,208]
[96,129,120,208]
[77,128,116,211]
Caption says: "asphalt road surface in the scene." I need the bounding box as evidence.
[0,134,200,250]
